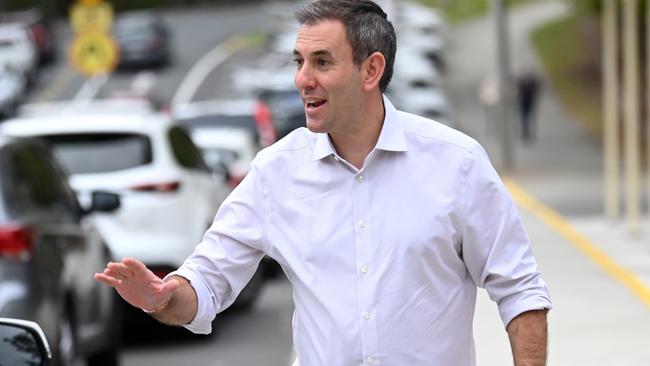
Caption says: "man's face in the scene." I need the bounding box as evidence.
[293,20,364,135]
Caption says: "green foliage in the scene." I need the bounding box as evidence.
[531,13,602,135]
[416,0,540,24]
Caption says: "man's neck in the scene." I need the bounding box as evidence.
[330,94,385,169]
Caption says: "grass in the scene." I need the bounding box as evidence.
[416,0,540,24]
[531,14,602,135]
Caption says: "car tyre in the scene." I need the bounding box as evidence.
[87,346,120,366]
[55,309,76,366]
[87,293,122,366]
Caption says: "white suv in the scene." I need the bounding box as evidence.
[1,103,231,277]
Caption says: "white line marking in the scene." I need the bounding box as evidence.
[172,37,246,105]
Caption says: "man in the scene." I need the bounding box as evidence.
[516,69,541,142]
[95,1,552,365]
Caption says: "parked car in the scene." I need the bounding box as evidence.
[0,22,38,80]
[387,80,453,125]
[173,100,281,310]
[0,318,51,365]
[0,105,230,282]
[0,7,57,63]
[258,88,305,140]
[188,127,261,189]
[0,136,122,365]
[0,64,27,118]
[173,98,277,148]
[113,11,171,68]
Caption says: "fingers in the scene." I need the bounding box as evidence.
[123,257,155,278]
[94,272,121,287]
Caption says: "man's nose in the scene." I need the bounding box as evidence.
[295,64,316,90]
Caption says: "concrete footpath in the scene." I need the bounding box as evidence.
[444,0,650,364]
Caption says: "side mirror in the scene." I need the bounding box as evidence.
[89,191,121,213]
[209,161,231,183]
[0,318,51,365]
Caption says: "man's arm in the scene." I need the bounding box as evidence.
[94,258,198,326]
[507,309,549,366]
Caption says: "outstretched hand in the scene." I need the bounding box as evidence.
[94,257,180,311]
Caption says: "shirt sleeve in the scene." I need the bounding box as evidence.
[167,163,268,334]
[459,143,552,328]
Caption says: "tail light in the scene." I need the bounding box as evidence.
[227,174,246,189]
[130,181,181,193]
[0,224,33,261]
[30,24,48,48]
[254,101,277,146]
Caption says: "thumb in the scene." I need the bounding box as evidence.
[160,277,181,295]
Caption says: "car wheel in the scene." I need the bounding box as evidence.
[87,294,122,366]
[55,310,76,366]
[86,346,120,366]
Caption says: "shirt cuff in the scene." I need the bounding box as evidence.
[165,267,217,335]
[498,290,553,329]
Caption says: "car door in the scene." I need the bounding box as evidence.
[12,142,113,345]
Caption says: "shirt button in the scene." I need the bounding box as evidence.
[363,311,371,320]
[358,219,366,228]
[367,356,377,364]
[356,175,364,183]
[360,266,368,273]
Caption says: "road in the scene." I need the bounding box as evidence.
[121,277,295,366]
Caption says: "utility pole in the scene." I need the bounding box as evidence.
[622,0,640,234]
[602,0,619,220]
[493,0,514,171]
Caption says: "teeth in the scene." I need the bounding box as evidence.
[307,100,325,108]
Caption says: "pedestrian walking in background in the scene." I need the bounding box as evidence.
[95,1,552,365]
[516,69,541,142]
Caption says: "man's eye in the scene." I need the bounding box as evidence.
[293,58,304,67]
[317,59,329,66]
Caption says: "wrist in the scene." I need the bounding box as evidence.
[142,296,172,314]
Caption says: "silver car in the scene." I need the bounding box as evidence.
[0,136,122,366]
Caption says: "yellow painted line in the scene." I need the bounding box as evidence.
[504,177,650,309]
[35,67,79,103]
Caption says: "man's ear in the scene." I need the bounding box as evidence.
[362,52,386,92]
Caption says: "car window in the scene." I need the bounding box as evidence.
[1,142,80,219]
[168,126,208,172]
[40,133,152,174]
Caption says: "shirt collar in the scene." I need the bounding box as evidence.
[311,95,408,161]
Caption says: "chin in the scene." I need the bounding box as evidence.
[306,120,328,133]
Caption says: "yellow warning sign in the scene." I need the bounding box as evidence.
[70,2,113,33]
[69,31,119,76]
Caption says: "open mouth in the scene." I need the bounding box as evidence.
[306,99,327,109]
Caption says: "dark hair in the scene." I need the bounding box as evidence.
[295,0,397,92]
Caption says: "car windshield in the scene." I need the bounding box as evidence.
[201,148,238,170]
[115,20,156,37]
[40,133,152,174]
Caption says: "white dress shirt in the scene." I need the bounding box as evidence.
[171,96,552,365]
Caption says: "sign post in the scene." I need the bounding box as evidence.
[68,0,119,77]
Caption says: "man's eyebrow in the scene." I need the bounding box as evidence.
[292,49,333,58]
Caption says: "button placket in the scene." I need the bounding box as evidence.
[352,169,379,363]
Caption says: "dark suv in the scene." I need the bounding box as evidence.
[0,136,121,366]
